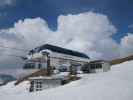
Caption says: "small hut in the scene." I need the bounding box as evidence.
[82,60,111,73]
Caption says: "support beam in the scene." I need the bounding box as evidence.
[69,64,77,76]
[41,51,52,76]
[46,54,52,76]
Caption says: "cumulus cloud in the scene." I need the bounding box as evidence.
[9,18,52,48]
[0,11,132,68]
[0,17,53,68]
[48,12,119,59]
[120,33,133,57]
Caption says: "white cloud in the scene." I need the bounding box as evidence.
[128,24,133,29]
[0,0,16,7]
[0,17,53,68]
[9,18,53,48]
[0,37,21,68]
[1,11,132,68]
[49,12,118,59]
[120,33,133,57]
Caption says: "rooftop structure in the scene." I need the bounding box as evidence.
[28,44,89,59]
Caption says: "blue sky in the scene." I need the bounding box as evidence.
[0,0,133,42]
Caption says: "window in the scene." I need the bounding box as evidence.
[90,64,96,69]
[29,81,34,92]
[90,63,102,69]
[23,62,35,69]
[38,63,42,69]
[95,63,102,69]
[35,80,42,91]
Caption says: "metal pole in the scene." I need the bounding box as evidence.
[46,53,52,76]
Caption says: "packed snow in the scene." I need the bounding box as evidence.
[0,61,133,100]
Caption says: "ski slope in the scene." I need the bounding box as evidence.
[0,61,133,100]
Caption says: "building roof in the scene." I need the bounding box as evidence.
[29,44,89,59]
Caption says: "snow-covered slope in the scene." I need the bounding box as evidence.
[0,61,133,100]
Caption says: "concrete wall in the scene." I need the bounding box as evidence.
[102,62,111,72]
[41,79,61,89]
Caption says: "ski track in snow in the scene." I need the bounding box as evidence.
[0,61,133,100]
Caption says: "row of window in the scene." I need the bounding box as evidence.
[23,62,46,69]
[30,81,43,92]
[89,63,102,69]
